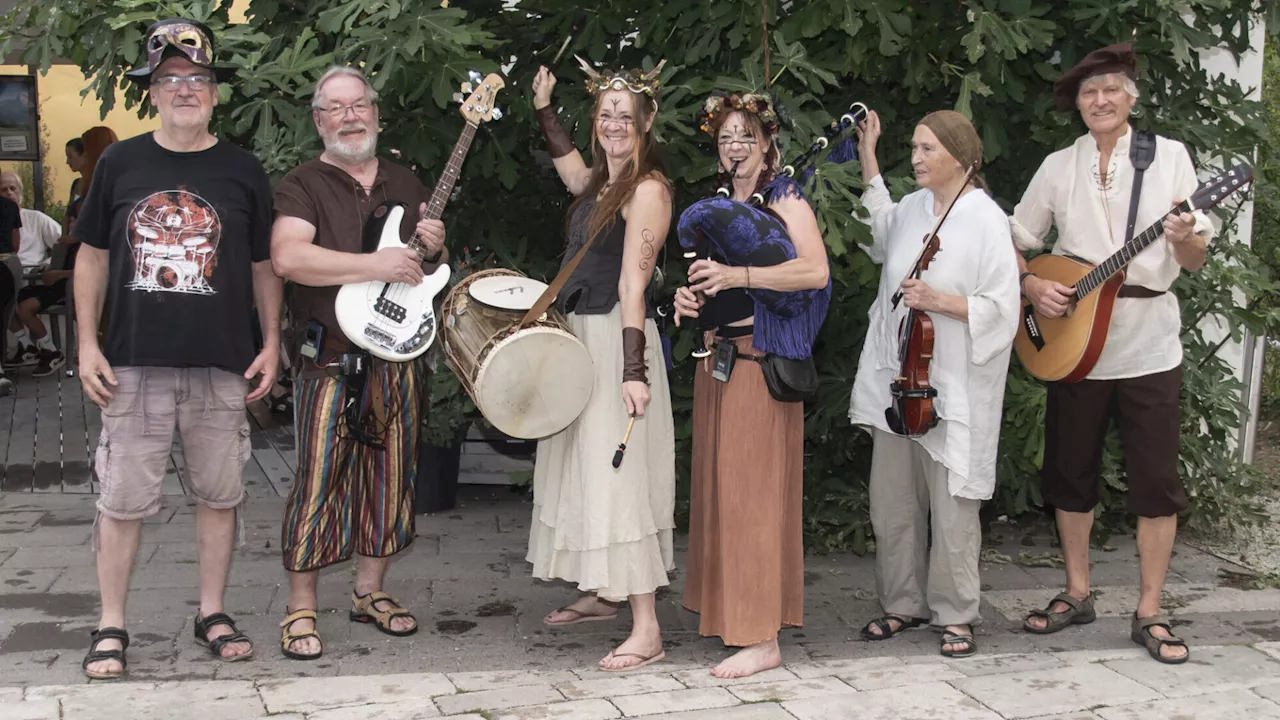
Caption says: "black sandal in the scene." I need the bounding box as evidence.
[82,627,129,680]
[1131,613,1189,665]
[941,629,978,658]
[194,612,255,662]
[860,614,928,641]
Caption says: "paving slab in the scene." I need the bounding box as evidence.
[784,656,900,679]
[1103,644,1280,698]
[1094,688,1280,719]
[32,679,263,720]
[726,676,856,703]
[446,669,579,692]
[1256,682,1280,703]
[611,687,740,717]
[629,704,793,720]
[951,663,1161,719]
[308,700,442,720]
[259,673,457,714]
[7,700,60,720]
[473,699,622,720]
[1255,641,1280,662]
[783,681,1000,720]
[433,685,564,716]
[670,666,797,688]
[838,660,966,690]
[943,651,1066,677]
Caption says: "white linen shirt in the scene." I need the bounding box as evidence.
[848,176,1022,500]
[1009,127,1214,380]
[16,208,63,268]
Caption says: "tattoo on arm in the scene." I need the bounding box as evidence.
[639,229,656,270]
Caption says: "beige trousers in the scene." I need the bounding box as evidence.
[869,428,982,627]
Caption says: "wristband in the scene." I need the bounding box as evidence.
[1019,271,1034,294]
[622,327,647,384]
[535,105,574,159]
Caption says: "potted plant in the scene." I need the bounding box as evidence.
[417,365,477,513]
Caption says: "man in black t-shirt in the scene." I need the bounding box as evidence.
[72,18,281,680]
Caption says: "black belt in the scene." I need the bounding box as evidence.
[1117,285,1165,299]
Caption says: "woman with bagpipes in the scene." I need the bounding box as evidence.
[847,109,1021,658]
[671,90,832,679]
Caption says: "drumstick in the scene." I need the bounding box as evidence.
[612,414,637,469]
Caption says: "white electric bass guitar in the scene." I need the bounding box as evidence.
[334,70,505,362]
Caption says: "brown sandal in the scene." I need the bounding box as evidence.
[1131,613,1189,665]
[350,590,418,637]
[280,608,323,661]
[1023,592,1096,634]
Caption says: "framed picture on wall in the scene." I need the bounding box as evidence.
[0,74,40,162]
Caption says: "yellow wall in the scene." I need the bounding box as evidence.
[0,65,160,209]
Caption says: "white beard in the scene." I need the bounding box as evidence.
[323,127,377,165]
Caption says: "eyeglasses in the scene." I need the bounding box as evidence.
[151,75,215,92]
[320,101,374,118]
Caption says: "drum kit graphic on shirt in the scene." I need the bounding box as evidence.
[125,190,221,296]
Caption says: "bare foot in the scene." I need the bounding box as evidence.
[598,625,664,671]
[1025,592,1089,631]
[85,637,123,677]
[283,614,322,658]
[199,614,253,660]
[545,595,618,625]
[710,638,782,679]
[1138,618,1189,661]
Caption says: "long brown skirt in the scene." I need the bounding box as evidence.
[682,333,805,646]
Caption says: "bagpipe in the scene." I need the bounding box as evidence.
[670,103,868,362]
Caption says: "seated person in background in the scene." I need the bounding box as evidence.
[1,172,65,270]
[7,240,78,377]
[0,190,19,395]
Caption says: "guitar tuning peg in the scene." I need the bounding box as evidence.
[491,107,503,120]
[468,70,482,84]
[460,82,473,94]
[452,92,465,103]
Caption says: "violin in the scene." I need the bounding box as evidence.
[884,163,977,437]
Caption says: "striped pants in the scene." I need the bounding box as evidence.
[281,357,428,572]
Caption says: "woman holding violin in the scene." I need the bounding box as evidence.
[672,90,831,679]
[848,109,1020,658]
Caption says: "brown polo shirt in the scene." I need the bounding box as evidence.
[274,157,433,347]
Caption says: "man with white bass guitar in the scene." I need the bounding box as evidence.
[270,65,447,661]
[1008,43,1213,665]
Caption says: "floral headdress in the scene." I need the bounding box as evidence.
[697,90,786,138]
[576,55,666,103]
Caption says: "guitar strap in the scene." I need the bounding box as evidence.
[1125,129,1158,245]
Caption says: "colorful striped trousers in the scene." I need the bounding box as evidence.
[281,357,428,572]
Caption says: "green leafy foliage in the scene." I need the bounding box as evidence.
[3,0,1273,550]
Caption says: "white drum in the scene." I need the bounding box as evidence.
[441,268,594,440]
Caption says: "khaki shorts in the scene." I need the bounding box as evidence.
[95,366,251,520]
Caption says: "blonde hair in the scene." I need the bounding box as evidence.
[1079,72,1139,101]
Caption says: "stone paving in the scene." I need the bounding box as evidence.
[4,373,1280,717]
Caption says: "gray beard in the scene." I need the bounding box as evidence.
[323,132,377,165]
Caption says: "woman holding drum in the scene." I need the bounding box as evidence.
[527,58,677,672]
[672,90,831,678]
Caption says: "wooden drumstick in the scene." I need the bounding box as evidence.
[612,414,638,469]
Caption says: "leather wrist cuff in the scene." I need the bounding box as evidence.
[622,327,647,384]
[535,105,574,159]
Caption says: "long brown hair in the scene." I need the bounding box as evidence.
[566,90,672,242]
[80,126,119,196]
[710,109,780,198]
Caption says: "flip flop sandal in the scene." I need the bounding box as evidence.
[860,614,928,641]
[82,627,129,680]
[1023,591,1096,634]
[195,612,255,662]
[941,630,978,658]
[1131,613,1190,665]
[350,590,419,637]
[543,605,620,627]
[599,649,666,673]
[280,608,323,661]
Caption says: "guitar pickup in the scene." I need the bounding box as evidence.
[374,297,407,323]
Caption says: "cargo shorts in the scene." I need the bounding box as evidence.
[94,366,251,520]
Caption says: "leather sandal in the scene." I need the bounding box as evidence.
[1131,613,1189,665]
[280,608,323,661]
[860,614,928,641]
[350,590,418,637]
[82,627,129,680]
[941,629,978,658]
[1023,592,1096,634]
[194,612,254,662]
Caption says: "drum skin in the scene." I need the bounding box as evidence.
[441,269,595,439]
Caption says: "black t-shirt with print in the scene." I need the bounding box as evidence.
[73,133,272,375]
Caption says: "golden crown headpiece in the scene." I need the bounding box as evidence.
[576,56,667,103]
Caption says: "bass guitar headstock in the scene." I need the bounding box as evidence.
[453,70,505,125]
